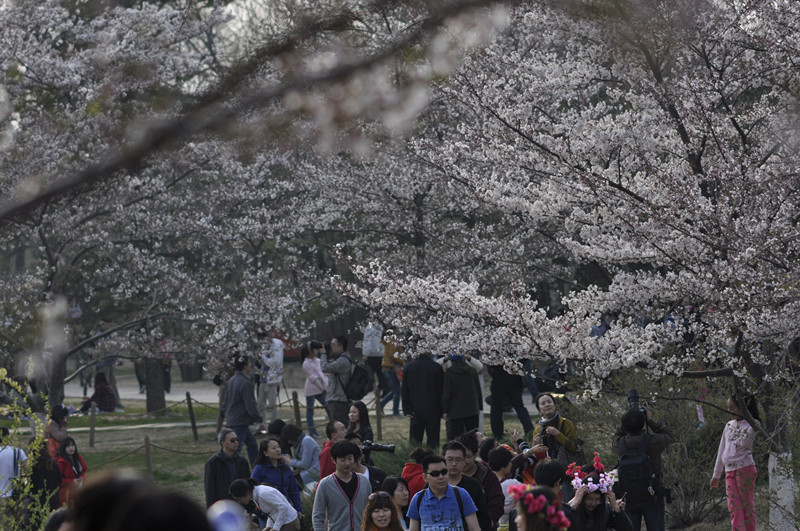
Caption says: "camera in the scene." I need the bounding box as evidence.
[362,440,395,462]
[362,440,395,454]
[627,389,646,413]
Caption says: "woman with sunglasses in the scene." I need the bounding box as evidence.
[361,491,405,531]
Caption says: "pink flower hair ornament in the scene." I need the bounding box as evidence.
[508,483,571,530]
[569,453,617,494]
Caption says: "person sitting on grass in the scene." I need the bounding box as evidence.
[251,438,302,513]
[79,372,116,413]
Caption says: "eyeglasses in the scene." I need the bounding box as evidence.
[425,469,447,478]
[445,457,464,463]
[464,453,475,460]
[369,491,391,500]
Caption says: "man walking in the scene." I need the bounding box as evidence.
[312,440,371,531]
[443,441,493,531]
[407,454,480,531]
[223,355,264,465]
[402,352,444,449]
[320,336,352,425]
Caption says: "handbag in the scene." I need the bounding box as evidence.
[554,418,588,468]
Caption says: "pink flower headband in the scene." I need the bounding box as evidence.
[508,484,571,530]
[567,453,617,494]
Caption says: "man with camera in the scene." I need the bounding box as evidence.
[613,392,673,531]
[344,432,388,492]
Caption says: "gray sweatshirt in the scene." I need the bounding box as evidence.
[312,472,370,531]
[319,352,352,402]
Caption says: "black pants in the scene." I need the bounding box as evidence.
[446,415,478,441]
[365,357,389,395]
[490,377,534,438]
[410,415,441,449]
[328,400,350,426]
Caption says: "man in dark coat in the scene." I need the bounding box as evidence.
[402,353,444,449]
[204,428,250,507]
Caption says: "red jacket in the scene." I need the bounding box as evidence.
[319,440,335,480]
[401,462,426,500]
[57,454,87,506]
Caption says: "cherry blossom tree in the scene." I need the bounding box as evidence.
[342,1,800,526]
[0,0,513,415]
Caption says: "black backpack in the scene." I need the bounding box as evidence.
[415,485,467,529]
[614,434,658,507]
[337,356,373,401]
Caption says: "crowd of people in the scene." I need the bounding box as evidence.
[0,330,761,531]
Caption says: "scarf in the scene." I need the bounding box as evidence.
[539,412,561,458]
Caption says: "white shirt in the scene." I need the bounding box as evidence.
[0,445,27,498]
[260,338,285,385]
[254,484,298,529]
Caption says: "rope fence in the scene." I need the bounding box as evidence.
[85,391,205,446]
[90,436,214,480]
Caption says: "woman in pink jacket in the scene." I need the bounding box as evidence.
[710,395,760,531]
[301,340,329,437]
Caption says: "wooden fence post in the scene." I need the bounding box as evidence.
[292,391,302,427]
[375,386,382,441]
[89,406,96,448]
[145,436,153,481]
[186,391,198,441]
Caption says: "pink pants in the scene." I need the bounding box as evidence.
[725,465,756,531]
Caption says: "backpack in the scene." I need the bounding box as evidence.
[613,434,657,507]
[415,485,467,529]
[336,356,373,401]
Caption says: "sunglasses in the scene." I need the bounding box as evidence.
[425,469,447,478]
[369,491,391,500]
[228,437,239,443]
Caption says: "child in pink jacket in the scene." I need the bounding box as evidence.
[710,396,760,531]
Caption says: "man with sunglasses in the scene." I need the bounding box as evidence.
[407,455,480,531]
[204,428,251,507]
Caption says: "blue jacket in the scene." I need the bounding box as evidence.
[290,432,321,484]
[251,460,302,511]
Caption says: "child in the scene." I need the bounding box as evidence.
[710,395,760,531]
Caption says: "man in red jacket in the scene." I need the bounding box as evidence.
[319,420,347,479]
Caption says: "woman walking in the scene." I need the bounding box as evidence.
[361,491,405,531]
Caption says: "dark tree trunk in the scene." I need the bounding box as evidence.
[48,355,67,408]
[145,358,166,413]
